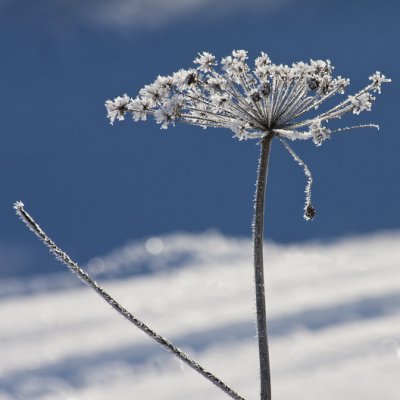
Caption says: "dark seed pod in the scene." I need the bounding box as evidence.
[186,73,197,86]
[259,82,271,97]
[305,204,316,220]
[250,91,261,102]
[307,78,319,91]
[117,104,129,116]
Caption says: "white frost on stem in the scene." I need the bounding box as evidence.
[279,139,315,221]
[13,201,247,400]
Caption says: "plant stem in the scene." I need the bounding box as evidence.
[253,136,273,400]
[14,201,247,400]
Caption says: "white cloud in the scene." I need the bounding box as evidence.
[1,230,400,399]
[1,0,289,31]
[85,0,287,30]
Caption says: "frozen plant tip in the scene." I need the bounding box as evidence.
[13,201,247,400]
[106,50,390,220]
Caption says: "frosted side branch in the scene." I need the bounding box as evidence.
[280,139,315,221]
[13,201,247,400]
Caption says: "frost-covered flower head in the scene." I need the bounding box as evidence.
[105,50,390,219]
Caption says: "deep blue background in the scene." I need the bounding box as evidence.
[1,0,398,277]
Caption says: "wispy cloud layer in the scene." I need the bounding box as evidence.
[1,231,399,399]
[86,0,287,30]
[1,0,289,31]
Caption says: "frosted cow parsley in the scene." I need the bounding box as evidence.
[106,50,390,219]
[13,51,390,400]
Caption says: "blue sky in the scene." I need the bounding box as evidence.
[1,0,398,276]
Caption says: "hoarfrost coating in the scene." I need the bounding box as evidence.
[105,50,390,144]
[105,50,390,219]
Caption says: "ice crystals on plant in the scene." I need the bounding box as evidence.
[105,50,390,219]
[310,119,331,146]
[194,51,217,72]
[350,93,374,115]
[105,94,131,125]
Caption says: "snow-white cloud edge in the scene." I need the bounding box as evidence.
[0,0,290,31]
[1,229,400,399]
[86,0,289,30]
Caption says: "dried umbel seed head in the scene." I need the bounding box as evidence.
[106,50,390,219]
[106,50,389,143]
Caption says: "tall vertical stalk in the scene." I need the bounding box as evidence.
[253,135,273,400]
